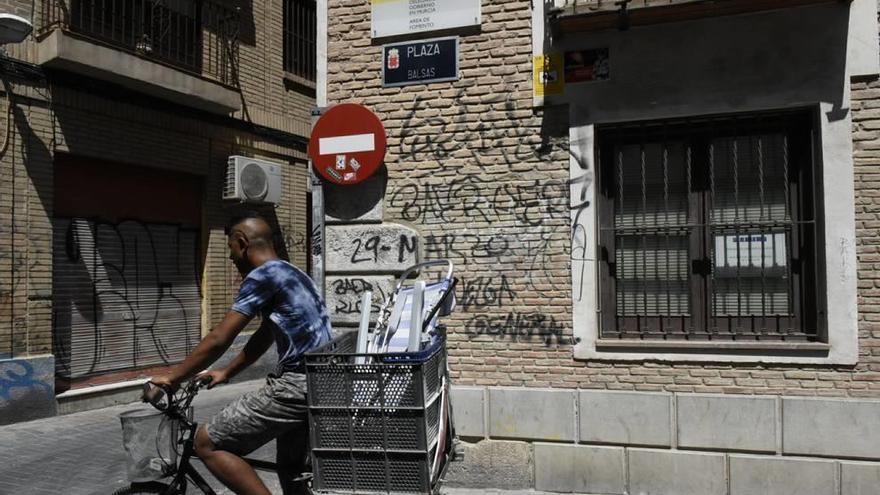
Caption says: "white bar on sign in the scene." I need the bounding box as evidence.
[319,134,375,155]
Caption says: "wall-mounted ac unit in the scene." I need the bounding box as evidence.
[224,156,282,205]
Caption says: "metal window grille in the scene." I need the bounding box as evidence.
[39,0,239,85]
[597,110,821,341]
[283,0,317,81]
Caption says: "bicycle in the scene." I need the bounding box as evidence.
[112,379,313,495]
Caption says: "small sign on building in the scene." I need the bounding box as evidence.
[383,37,459,87]
[564,48,610,83]
[713,232,787,277]
[372,0,480,38]
[533,53,564,97]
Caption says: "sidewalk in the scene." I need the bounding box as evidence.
[0,380,272,495]
[0,379,562,495]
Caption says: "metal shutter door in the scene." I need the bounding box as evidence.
[53,218,201,378]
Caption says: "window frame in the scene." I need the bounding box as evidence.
[568,104,861,364]
[595,110,824,342]
[283,0,317,82]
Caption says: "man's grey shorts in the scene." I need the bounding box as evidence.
[206,372,308,456]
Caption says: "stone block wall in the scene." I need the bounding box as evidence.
[446,386,880,495]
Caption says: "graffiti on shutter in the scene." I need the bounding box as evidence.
[52,218,201,378]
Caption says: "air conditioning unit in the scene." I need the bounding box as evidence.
[224,156,282,205]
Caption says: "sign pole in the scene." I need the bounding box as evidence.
[310,107,326,297]
[310,165,325,297]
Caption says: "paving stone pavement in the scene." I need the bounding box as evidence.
[0,379,563,495]
[0,380,281,495]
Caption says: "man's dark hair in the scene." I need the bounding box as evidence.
[224,209,272,236]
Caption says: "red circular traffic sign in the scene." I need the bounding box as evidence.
[308,103,387,185]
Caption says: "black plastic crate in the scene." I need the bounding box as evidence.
[305,332,445,410]
[312,445,438,494]
[305,331,448,494]
[310,392,442,451]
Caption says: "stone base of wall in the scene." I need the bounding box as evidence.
[444,439,880,495]
[0,356,56,425]
[444,386,880,494]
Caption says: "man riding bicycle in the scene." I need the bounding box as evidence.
[146,211,332,495]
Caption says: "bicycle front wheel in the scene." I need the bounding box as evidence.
[111,481,179,495]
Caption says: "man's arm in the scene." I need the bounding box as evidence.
[217,318,274,381]
[160,310,252,387]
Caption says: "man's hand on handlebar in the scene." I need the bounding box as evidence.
[196,369,230,389]
[142,375,177,408]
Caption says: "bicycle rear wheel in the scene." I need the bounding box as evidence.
[111,481,179,495]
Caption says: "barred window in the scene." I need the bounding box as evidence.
[283,0,317,81]
[597,110,821,341]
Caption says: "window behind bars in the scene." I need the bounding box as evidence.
[283,0,317,81]
[596,110,822,341]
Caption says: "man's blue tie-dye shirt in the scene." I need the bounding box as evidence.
[231,260,332,372]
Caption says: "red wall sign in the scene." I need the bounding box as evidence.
[308,103,387,185]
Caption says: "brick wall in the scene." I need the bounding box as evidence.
[0,0,315,363]
[235,0,315,138]
[0,84,310,362]
[327,0,880,398]
[0,0,313,139]
[0,81,56,359]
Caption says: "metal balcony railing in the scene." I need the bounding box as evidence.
[558,0,706,16]
[39,0,240,86]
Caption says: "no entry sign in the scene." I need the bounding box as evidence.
[308,103,387,185]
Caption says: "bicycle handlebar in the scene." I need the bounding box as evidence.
[142,378,210,413]
[142,382,172,410]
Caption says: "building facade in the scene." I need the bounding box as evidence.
[322,0,880,493]
[0,0,317,423]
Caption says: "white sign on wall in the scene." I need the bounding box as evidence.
[371,0,481,38]
[713,233,787,275]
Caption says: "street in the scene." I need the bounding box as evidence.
[0,380,280,495]
[0,379,556,495]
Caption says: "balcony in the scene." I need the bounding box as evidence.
[36,0,241,114]
[552,0,843,33]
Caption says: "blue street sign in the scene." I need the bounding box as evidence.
[382,37,459,88]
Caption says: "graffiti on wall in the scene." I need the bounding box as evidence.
[330,277,392,316]
[282,230,309,264]
[0,360,51,403]
[399,90,558,167]
[390,175,570,227]
[52,218,201,378]
[350,234,418,265]
[383,92,595,345]
[0,254,44,301]
[464,312,567,344]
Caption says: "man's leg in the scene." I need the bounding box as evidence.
[194,425,272,495]
[276,424,310,495]
[201,373,309,494]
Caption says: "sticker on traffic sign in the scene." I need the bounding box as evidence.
[308,103,387,185]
